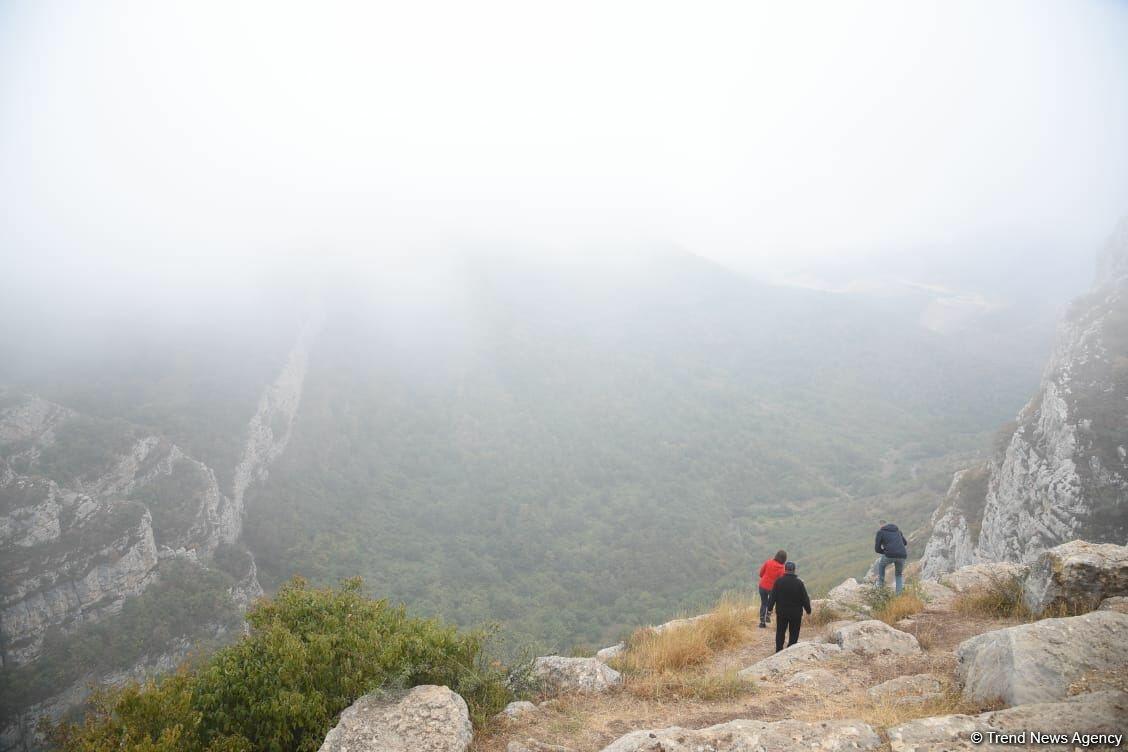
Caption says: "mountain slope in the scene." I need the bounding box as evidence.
[920,219,1128,577]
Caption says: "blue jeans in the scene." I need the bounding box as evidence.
[876,555,905,594]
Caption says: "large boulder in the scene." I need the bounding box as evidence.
[531,656,621,694]
[822,578,874,617]
[1022,541,1128,615]
[317,685,472,752]
[599,718,881,752]
[938,562,1028,593]
[832,620,921,656]
[887,690,1128,751]
[738,642,841,681]
[868,674,943,705]
[957,610,1128,705]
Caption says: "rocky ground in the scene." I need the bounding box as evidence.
[319,540,1128,752]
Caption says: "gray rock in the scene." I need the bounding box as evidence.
[531,656,622,694]
[917,581,957,611]
[832,620,921,656]
[887,690,1128,751]
[784,668,847,695]
[1022,541,1128,615]
[599,718,881,752]
[508,741,575,752]
[738,642,842,681]
[867,674,943,705]
[317,685,472,752]
[823,578,874,617]
[1098,595,1128,613]
[595,642,625,663]
[496,700,539,720]
[957,610,1128,705]
[938,562,1029,593]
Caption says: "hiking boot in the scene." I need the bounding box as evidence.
[758,621,766,628]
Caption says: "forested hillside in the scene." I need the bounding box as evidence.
[224,252,1050,650]
[0,251,1056,663]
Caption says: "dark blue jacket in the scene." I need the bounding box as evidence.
[874,523,908,558]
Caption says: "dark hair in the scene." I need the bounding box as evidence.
[774,550,787,564]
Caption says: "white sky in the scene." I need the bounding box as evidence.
[1,0,1126,289]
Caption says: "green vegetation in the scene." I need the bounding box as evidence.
[0,558,240,724]
[952,575,1028,619]
[44,578,511,752]
[33,415,142,485]
[130,458,211,542]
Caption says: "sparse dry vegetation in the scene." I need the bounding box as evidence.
[953,575,1030,619]
[865,582,926,625]
[615,595,757,700]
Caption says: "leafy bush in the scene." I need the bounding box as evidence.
[46,578,511,752]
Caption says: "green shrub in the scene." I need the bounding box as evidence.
[45,578,511,752]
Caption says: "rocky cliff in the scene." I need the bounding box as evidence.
[921,219,1128,577]
[0,316,319,751]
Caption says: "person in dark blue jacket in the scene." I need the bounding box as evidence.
[874,519,908,594]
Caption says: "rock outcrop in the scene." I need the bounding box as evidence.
[887,690,1128,752]
[831,620,921,656]
[956,610,1128,705]
[737,642,842,681]
[920,218,1128,576]
[531,656,622,695]
[937,561,1029,593]
[317,685,473,752]
[867,674,943,706]
[599,718,882,752]
[1022,540,1128,615]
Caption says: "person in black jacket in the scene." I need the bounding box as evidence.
[769,561,812,652]
[874,519,908,594]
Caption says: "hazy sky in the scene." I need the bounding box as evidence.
[2,0,1126,295]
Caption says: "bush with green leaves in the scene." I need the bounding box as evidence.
[46,578,511,752]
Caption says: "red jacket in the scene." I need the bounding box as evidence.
[758,559,786,591]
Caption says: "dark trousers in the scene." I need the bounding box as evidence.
[774,611,802,652]
[758,587,772,622]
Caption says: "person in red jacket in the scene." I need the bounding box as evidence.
[757,550,787,628]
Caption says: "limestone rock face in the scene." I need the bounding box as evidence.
[832,620,921,656]
[317,685,472,752]
[1022,541,1128,615]
[737,642,842,681]
[599,718,882,752]
[919,219,1128,577]
[784,668,847,695]
[867,674,943,705]
[938,562,1029,594]
[531,656,622,694]
[887,690,1128,752]
[957,610,1128,705]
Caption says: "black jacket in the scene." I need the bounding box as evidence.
[874,523,908,558]
[770,573,812,617]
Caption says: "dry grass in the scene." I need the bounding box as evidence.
[625,668,750,702]
[613,595,759,700]
[952,575,1030,619]
[807,603,837,627]
[617,595,755,675]
[872,591,926,625]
